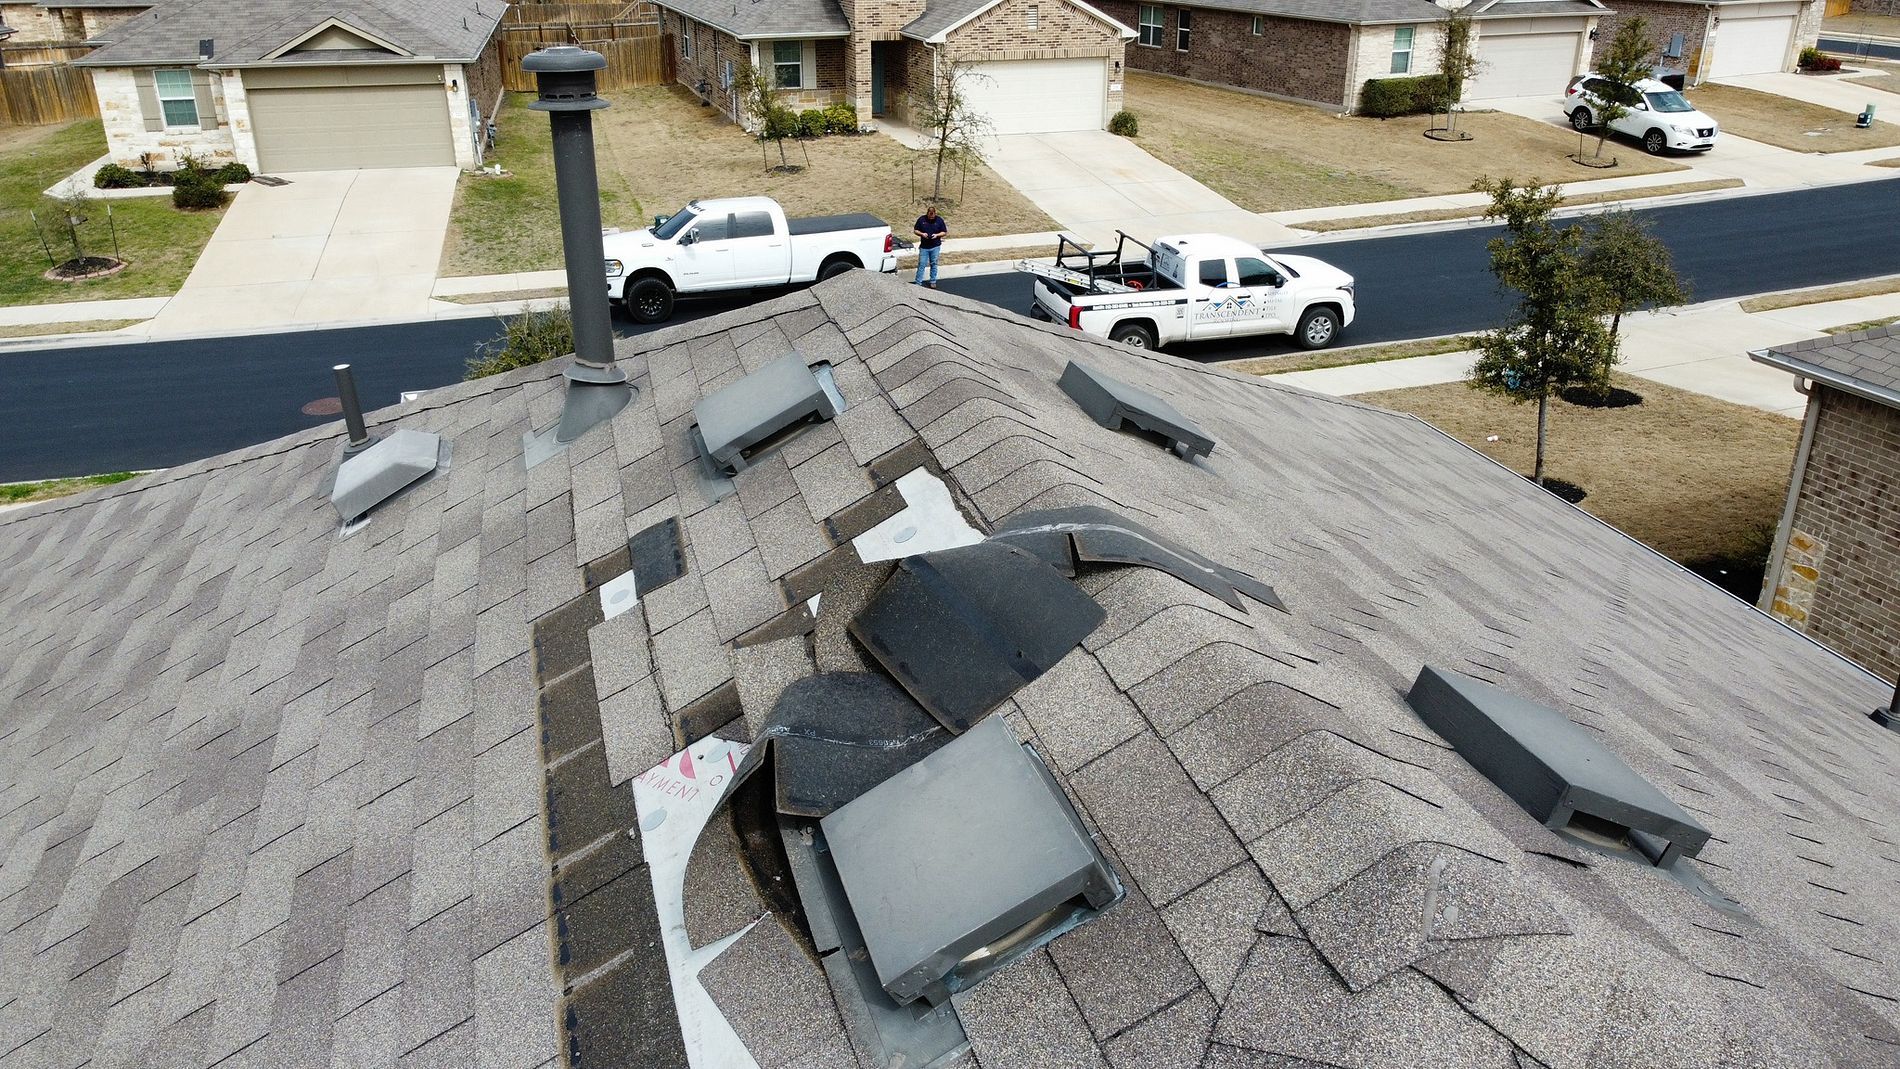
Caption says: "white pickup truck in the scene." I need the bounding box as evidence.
[1023,233,1356,351]
[604,195,899,323]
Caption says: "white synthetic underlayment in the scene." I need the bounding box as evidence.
[851,468,984,563]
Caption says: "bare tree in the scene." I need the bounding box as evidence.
[734,63,798,171]
[912,59,993,203]
[50,178,91,266]
[1432,7,1482,139]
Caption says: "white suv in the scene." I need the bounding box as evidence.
[1564,74,1719,155]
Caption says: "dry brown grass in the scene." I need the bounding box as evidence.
[1359,373,1799,563]
[1685,83,1900,152]
[1874,156,1900,167]
[1118,72,1686,213]
[1295,179,1744,233]
[1824,314,1900,334]
[1739,276,1900,312]
[0,318,142,338]
[1223,335,1474,376]
[443,89,1056,276]
[437,287,570,305]
[1845,57,1900,95]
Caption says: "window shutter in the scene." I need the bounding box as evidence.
[191,70,219,130]
[134,70,163,132]
[803,40,815,91]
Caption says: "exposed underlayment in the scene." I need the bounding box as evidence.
[0,272,1896,1069]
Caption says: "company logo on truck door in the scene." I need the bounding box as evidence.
[1195,294,1256,321]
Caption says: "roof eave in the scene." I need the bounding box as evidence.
[1749,349,1900,412]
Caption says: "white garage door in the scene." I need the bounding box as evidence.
[248,78,454,172]
[963,58,1105,134]
[1468,31,1585,100]
[1710,15,1796,77]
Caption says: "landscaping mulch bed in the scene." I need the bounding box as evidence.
[44,256,126,282]
[1559,385,1643,408]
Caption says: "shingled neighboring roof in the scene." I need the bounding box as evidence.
[76,0,504,66]
[1166,0,1449,26]
[1753,323,1900,410]
[903,0,1134,43]
[653,0,849,40]
[2,274,1897,1068]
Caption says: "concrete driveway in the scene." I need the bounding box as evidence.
[980,131,1296,248]
[146,167,460,336]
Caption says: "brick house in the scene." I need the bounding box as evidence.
[652,0,1136,134]
[1591,1,1824,85]
[74,0,505,173]
[1094,0,1611,112]
[1752,326,1900,682]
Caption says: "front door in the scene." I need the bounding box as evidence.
[871,44,888,117]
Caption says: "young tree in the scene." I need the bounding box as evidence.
[1433,8,1481,138]
[1586,17,1656,161]
[50,178,91,266]
[1574,207,1687,396]
[912,60,994,203]
[1467,177,1616,485]
[735,63,798,170]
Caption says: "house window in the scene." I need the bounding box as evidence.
[1176,8,1191,51]
[1138,5,1162,47]
[1251,15,1263,35]
[773,40,803,88]
[681,18,693,59]
[154,69,199,127]
[1391,26,1414,74]
[1026,4,1039,30]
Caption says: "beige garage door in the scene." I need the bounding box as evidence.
[963,58,1106,134]
[1710,14,1796,77]
[1469,31,1586,100]
[248,79,454,172]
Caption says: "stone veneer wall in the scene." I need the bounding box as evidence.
[1096,1,1352,109]
[1770,387,1900,681]
[91,67,241,170]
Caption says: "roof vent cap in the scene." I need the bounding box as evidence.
[1406,666,1711,867]
[821,715,1122,1006]
[1059,360,1214,459]
[331,428,444,522]
[692,352,838,476]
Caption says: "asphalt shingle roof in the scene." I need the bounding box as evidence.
[1173,0,1449,26]
[654,0,849,40]
[1756,323,1900,409]
[76,0,503,66]
[2,273,1897,1068]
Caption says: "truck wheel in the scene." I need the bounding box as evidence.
[1643,129,1667,155]
[1109,323,1156,350]
[625,278,674,324]
[819,258,858,281]
[1296,307,1339,350]
[1569,107,1594,131]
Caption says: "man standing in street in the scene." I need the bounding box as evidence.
[913,204,948,288]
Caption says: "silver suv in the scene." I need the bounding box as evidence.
[1564,74,1719,155]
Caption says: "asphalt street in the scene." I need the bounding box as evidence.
[5,176,1900,482]
[1821,36,1900,61]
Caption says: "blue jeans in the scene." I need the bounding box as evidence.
[914,245,940,284]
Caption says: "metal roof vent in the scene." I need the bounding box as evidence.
[691,352,839,476]
[821,714,1122,1007]
[1059,361,1214,459]
[1407,666,1711,867]
[849,541,1106,733]
[331,428,444,523]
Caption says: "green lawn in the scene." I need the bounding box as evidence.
[0,120,225,306]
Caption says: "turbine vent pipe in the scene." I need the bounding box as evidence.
[333,363,372,454]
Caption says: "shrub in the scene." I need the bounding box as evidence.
[170,169,227,210]
[1798,47,1841,72]
[1108,110,1139,137]
[796,108,828,138]
[1358,74,1448,118]
[93,164,147,189]
[466,303,574,380]
[760,107,800,143]
[212,162,253,185]
[823,101,858,134]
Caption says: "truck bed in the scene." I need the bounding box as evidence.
[787,213,889,236]
[1044,262,1167,299]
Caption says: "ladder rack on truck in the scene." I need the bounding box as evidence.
[1014,231,1156,294]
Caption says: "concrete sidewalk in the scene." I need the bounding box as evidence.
[1261,286,1900,415]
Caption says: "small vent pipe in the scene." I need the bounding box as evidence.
[334,363,372,454]
[1874,673,1900,733]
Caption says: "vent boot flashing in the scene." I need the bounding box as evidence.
[1407,666,1711,867]
[331,428,444,523]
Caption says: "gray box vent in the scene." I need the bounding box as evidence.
[692,352,838,476]
[1059,361,1214,459]
[1406,666,1711,867]
[821,714,1122,1007]
[331,428,444,522]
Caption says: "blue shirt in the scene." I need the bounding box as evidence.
[914,214,947,249]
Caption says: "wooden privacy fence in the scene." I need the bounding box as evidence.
[504,3,658,25]
[3,43,94,67]
[499,35,673,91]
[0,64,99,125]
